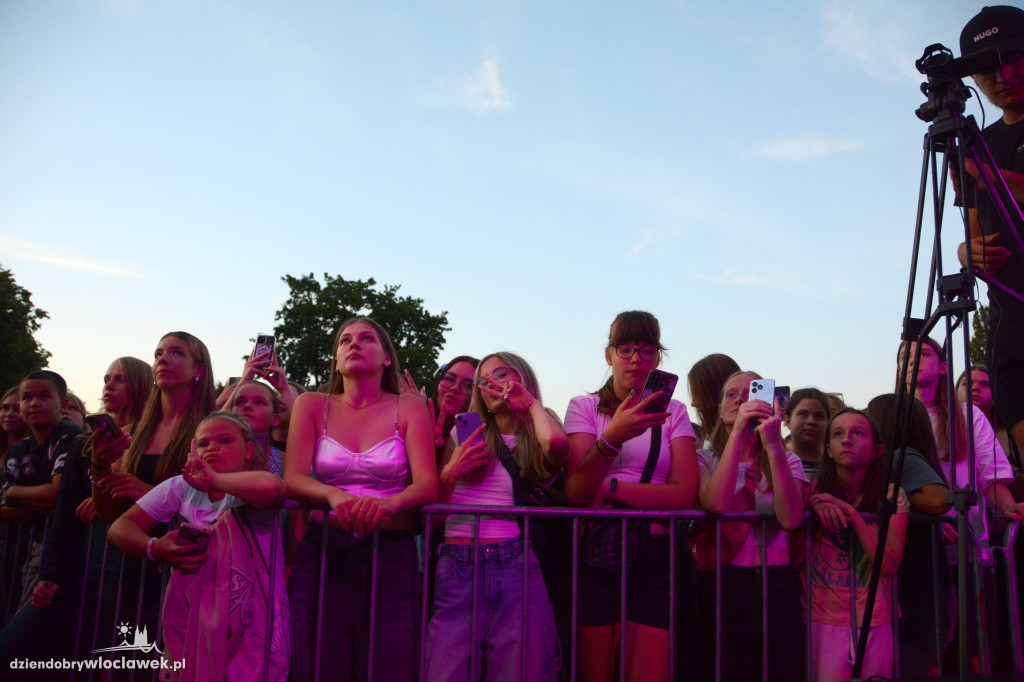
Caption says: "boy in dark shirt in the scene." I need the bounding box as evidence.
[0,370,81,609]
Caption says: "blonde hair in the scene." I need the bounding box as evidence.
[707,370,775,490]
[469,352,557,484]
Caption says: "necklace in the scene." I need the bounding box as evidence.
[341,390,386,409]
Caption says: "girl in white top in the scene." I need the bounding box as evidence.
[427,351,569,682]
[564,310,699,682]
[899,337,1022,556]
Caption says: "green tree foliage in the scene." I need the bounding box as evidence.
[970,305,988,365]
[274,274,449,390]
[0,265,51,390]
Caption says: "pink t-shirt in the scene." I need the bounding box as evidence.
[563,394,696,485]
[805,487,909,628]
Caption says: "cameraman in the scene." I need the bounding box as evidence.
[957,5,1024,462]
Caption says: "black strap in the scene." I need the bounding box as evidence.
[639,426,662,484]
[495,438,521,479]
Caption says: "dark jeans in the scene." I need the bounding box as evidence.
[290,525,419,682]
[694,564,805,682]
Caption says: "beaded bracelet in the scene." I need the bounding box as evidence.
[594,439,615,461]
[147,537,157,562]
[599,435,622,455]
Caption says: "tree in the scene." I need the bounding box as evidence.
[0,264,51,389]
[970,304,989,365]
[274,274,449,390]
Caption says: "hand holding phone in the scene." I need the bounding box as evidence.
[85,413,120,443]
[176,522,210,555]
[455,412,484,446]
[640,370,678,414]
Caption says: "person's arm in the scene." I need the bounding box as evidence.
[699,399,770,513]
[88,424,135,523]
[909,484,951,515]
[108,503,207,573]
[958,209,1011,272]
[182,448,286,510]
[985,481,1024,520]
[437,426,488,505]
[810,491,908,578]
[759,399,805,531]
[564,391,669,506]
[3,475,62,511]
[529,404,571,467]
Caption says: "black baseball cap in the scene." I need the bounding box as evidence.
[961,6,1024,57]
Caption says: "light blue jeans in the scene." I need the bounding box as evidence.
[426,537,559,682]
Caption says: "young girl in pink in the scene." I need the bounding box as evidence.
[108,412,288,681]
[806,408,908,682]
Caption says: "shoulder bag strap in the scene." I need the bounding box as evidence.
[639,425,662,484]
[494,438,521,480]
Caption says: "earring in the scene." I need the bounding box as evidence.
[194,377,199,385]
[384,359,391,367]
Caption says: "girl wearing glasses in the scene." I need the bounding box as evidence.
[429,356,480,462]
[564,310,699,682]
[426,352,569,681]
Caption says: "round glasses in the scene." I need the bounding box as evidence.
[438,373,475,394]
[477,366,511,388]
[613,344,658,361]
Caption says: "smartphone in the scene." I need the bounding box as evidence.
[640,370,678,414]
[176,522,211,554]
[253,335,275,360]
[775,385,791,413]
[455,411,483,446]
[85,413,120,442]
[748,378,776,431]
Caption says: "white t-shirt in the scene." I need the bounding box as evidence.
[445,433,520,540]
[563,394,697,485]
[136,475,279,558]
[136,475,241,527]
[929,403,1013,563]
[696,448,809,566]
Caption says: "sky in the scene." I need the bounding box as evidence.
[0,0,1003,423]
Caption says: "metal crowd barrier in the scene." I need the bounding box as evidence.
[1,505,1021,681]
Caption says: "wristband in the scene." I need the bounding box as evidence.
[90,460,111,472]
[146,537,157,562]
[594,439,615,461]
[609,477,618,498]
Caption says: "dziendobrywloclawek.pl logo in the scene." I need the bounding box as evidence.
[7,621,184,674]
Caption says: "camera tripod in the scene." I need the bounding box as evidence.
[851,43,1024,681]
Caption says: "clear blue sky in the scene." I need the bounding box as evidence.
[0,0,996,421]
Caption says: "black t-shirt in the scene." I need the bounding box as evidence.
[972,118,1024,315]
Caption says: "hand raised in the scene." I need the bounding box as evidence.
[603,390,670,447]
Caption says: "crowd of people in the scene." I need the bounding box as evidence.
[0,304,1019,682]
[2,5,1024,682]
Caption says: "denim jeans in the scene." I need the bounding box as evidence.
[426,537,559,682]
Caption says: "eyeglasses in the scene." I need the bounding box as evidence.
[438,373,475,394]
[477,366,511,387]
[613,344,658,361]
